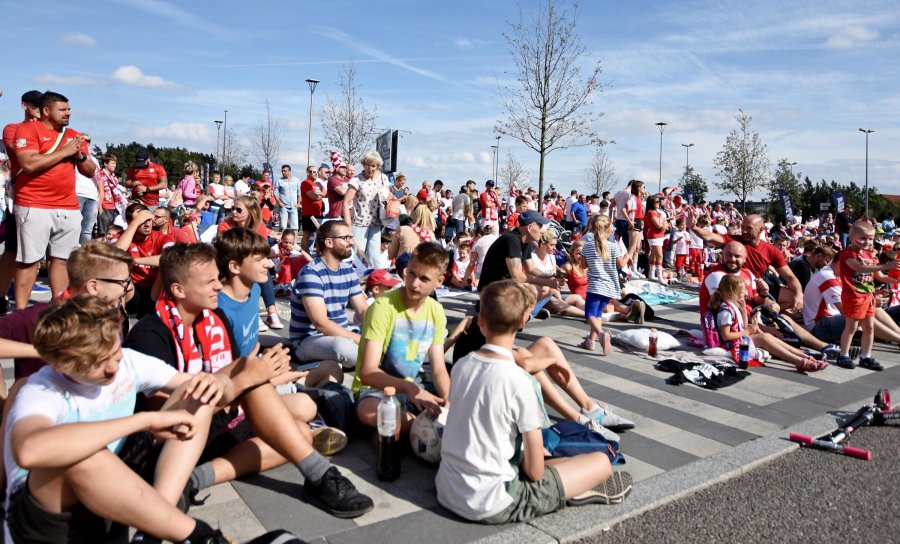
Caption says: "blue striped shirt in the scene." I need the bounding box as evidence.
[290,257,362,347]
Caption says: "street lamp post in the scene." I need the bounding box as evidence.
[681,143,694,171]
[790,161,797,177]
[222,110,228,173]
[214,120,223,169]
[494,136,501,186]
[655,122,667,193]
[859,128,874,218]
[305,78,320,167]
[491,145,498,182]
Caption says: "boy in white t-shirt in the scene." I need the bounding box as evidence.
[3,295,232,543]
[436,280,632,524]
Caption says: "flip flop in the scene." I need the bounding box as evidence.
[796,357,827,373]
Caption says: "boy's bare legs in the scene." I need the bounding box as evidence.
[302,360,344,388]
[859,316,875,355]
[522,338,593,413]
[546,452,612,498]
[28,449,198,542]
[840,317,860,356]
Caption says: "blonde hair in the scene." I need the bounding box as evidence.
[708,274,745,313]
[850,220,875,237]
[184,161,199,176]
[588,214,612,261]
[33,295,123,375]
[410,204,436,232]
[479,280,534,335]
[540,229,558,244]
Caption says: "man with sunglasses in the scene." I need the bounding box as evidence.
[114,203,175,317]
[290,220,368,370]
[0,241,135,381]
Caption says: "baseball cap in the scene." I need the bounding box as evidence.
[518,210,551,227]
[485,180,495,187]
[134,150,149,166]
[366,269,401,290]
[417,188,430,202]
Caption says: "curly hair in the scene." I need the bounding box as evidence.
[33,295,123,375]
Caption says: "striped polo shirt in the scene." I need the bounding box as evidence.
[290,257,362,348]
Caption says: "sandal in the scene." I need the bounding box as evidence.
[796,356,827,373]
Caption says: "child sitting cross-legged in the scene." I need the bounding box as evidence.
[436,280,633,524]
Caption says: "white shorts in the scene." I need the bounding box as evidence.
[647,237,665,247]
[15,206,82,264]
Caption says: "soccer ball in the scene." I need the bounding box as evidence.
[409,408,447,464]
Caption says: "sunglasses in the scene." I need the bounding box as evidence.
[234,208,246,213]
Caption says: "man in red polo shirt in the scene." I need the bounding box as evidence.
[689,210,804,314]
[114,203,174,317]
[1,90,42,312]
[13,91,95,309]
[126,149,167,209]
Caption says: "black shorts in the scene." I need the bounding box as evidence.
[200,409,254,463]
[7,432,159,544]
[301,215,319,233]
[4,215,17,253]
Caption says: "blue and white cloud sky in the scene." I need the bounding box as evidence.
[3,0,899,199]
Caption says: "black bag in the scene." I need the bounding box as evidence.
[294,382,356,433]
[245,530,309,544]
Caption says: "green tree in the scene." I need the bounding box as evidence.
[495,0,605,211]
[92,142,215,186]
[713,109,770,212]
[767,158,803,220]
[680,165,708,203]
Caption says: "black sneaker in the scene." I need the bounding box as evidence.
[177,477,209,514]
[181,529,233,544]
[835,355,855,369]
[303,466,374,519]
[534,308,551,320]
[244,530,308,544]
[131,532,163,544]
[858,357,884,371]
[566,471,634,506]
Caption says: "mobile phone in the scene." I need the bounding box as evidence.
[294,361,320,372]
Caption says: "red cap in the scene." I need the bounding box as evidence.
[674,195,683,204]
[366,269,401,290]
[417,188,430,202]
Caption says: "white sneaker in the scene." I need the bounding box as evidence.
[581,416,620,442]
[258,321,269,333]
[266,313,284,330]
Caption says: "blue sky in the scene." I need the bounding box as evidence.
[3,0,899,199]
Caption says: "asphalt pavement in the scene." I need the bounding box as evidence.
[580,412,900,543]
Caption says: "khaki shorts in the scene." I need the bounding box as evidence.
[15,206,81,264]
[480,464,566,524]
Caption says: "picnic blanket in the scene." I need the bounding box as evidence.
[623,279,696,305]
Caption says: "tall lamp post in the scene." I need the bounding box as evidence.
[305,78,320,167]
[859,128,874,218]
[214,120,223,169]
[491,145,498,182]
[655,122,667,193]
[681,143,694,172]
[494,135,501,186]
[222,110,228,173]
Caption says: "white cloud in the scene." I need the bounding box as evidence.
[33,73,106,87]
[111,66,180,89]
[451,152,476,163]
[136,122,211,142]
[826,25,879,48]
[60,32,95,46]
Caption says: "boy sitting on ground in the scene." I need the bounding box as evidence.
[354,242,450,438]
[436,280,633,524]
[126,243,373,518]
[4,295,232,543]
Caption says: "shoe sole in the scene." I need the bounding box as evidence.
[566,471,634,506]
[302,492,374,519]
[600,332,613,356]
[313,428,349,456]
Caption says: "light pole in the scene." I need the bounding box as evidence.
[491,145,498,182]
[494,136,501,186]
[214,120,223,169]
[305,78,320,167]
[681,143,694,172]
[790,161,797,177]
[859,128,874,218]
[222,110,228,173]
[655,122,667,193]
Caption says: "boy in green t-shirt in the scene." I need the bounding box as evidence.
[353,242,450,436]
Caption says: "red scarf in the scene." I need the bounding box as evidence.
[412,225,433,243]
[155,292,232,373]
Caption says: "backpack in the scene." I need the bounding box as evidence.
[700,309,724,349]
[541,420,625,464]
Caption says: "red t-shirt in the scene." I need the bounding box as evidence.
[3,120,37,182]
[722,234,786,277]
[217,217,269,238]
[300,179,323,216]
[645,210,666,239]
[127,231,175,287]
[173,225,199,244]
[633,197,645,220]
[12,122,87,209]
[127,162,168,206]
[838,247,876,300]
[480,191,498,221]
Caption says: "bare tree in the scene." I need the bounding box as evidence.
[251,99,283,170]
[221,128,248,178]
[495,0,604,211]
[582,145,616,196]
[497,151,528,195]
[713,109,770,213]
[319,63,378,165]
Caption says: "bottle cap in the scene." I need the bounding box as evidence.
[650,328,657,332]
[384,386,396,396]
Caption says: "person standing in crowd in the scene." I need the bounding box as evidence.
[300,164,326,251]
[479,180,500,236]
[569,193,588,234]
[73,133,101,244]
[326,152,350,219]
[276,164,301,231]
[835,204,853,249]
[95,152,126,237]
[176,161,201,208]
[343,151,389,265]
[450,185,470,238]
[13,91,95,309]
[126,148,167,210]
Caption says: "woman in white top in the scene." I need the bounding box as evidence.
[343,151,389,264]
[524,230,584,317]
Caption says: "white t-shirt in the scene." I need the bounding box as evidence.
[613,189,634,221]
[74,155,101,200]
[688,230,705,250]
[802,266,841,330]
[234,179,251,197]
[671,230,689,255]
[436,349,544,521]
[472,234,500,277]
[3,348,177,498]
[528,252,557,277]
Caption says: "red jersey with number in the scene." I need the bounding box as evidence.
[127,163,168,206]
[12,122,86,209]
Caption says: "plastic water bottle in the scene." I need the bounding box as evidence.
[648,328,658,357]
[738,336,750,369]
[377,386,401,481]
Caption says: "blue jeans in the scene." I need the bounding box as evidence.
[352,224,383,266]
[279,207,298,230]
[77,196,99,244]
[530,296,552,318]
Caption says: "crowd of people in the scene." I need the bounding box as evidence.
[0,88,898,543]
